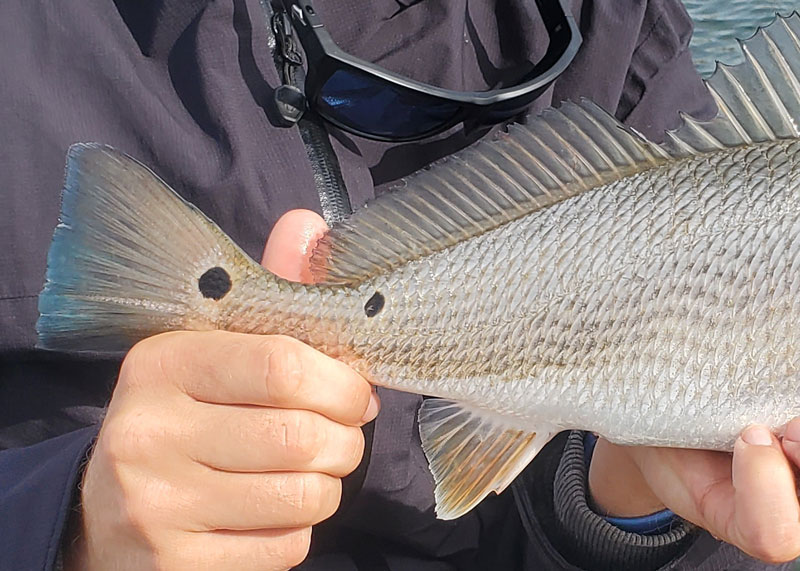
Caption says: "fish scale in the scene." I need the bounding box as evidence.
[36,14,800,519]
[350,141,800,439]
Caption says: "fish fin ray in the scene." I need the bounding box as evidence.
[311,99,668,285]
[313,14,800,286]
[418,398,555,520]
[666,13,800,155]
[37,143,260,352]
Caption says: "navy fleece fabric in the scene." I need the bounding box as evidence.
[4,1,770,569]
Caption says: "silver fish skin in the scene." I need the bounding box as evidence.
[36,14,800,519]
[231,138,800,450]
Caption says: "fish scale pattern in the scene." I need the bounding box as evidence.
[321,140,800,449]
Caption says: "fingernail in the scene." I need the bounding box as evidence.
[742,425,773,446]
[362,391,380,422]
[785,420,800,443]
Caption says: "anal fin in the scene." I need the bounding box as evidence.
[418,398,554,520]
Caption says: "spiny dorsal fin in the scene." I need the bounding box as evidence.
[312,13,800,286]
[666,12,800,155]
[311,100,669,285]
[418,398,554,520]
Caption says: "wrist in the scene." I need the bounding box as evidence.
[550,432,693,570]
[587,436,667,517]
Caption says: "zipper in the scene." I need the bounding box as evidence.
[260,0,352,224]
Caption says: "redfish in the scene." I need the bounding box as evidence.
[38,14,800,519]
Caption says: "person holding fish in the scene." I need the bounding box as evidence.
[3,0,800,570]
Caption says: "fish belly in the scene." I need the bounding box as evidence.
[361,140,800,450]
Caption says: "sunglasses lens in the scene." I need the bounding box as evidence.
[317,68,461,139]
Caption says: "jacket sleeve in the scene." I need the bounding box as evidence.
[530,431,793,571]
[550,432,694,570]
[0,426,98,571]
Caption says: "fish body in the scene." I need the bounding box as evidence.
[237,139,800,451]
[339,141,800,450]
[37,15,800,518]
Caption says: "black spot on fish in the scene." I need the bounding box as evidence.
[198,267,232,300]
[364,291,385,317]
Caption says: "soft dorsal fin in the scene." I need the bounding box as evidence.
[666,13,800,155]
[311,13,800,286]
[310,100,670,285]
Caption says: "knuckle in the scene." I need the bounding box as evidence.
[284,473,340,523]
[263,337,305,407]
[293,473,322,515]
[121,502,150,535]
[276,411,324,464]
[348,382,372,424]
[307,473,341,522]
[123,482,156,531]
[122,332,185,390]
[119,339,153,389]
[101,410,161,464]
[692,477,722,519]
[115,471,164,533]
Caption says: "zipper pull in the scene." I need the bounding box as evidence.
[271,10,306,124]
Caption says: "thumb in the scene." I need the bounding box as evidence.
[262,209,329,283]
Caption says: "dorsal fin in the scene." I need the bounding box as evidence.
[311,100,669,285]
[666,12,800,155]
[311,13,800,286]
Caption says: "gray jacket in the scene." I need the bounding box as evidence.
[0,0,783,569]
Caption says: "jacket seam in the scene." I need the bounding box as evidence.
[0,293,39,301]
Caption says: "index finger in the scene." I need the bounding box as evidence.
[137,330,378,426]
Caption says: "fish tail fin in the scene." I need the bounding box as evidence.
[37,143,264,353]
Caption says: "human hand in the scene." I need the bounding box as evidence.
[589,420,800,563]
[65,210,379,570]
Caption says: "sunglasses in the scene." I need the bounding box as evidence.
[274,0,582,142]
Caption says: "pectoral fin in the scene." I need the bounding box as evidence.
[418,398,555,520]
